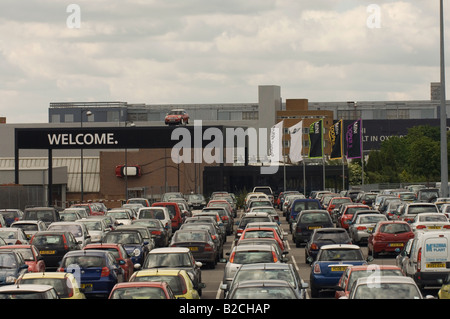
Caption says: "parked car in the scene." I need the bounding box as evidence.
[185,194,207,210]
[164,109,189,125]
[17,272,86,299]
[348,213,388,245]
[308,244,371,298]
[0,250,29,285]
[131,219,169,247]
[337,204,371,229]
[30,231,81,270]
[238,227,286,253]
[152,202,183,231]
[106,209,134,226]
[288,198,322,224]
[305,228,352,263]
[334,264,404,299]
[222,263,308,299]
[225,280,302,299]
[139,247,204,296]
[235,212,274,240]
[61,207,89,219]
[22,207,60,227]
[397,202,439,223]
[291,210,334,247]
[409,213,450,232]
[0,228,29,245]
[109,281,176,299]
[0,209,23,226]
[0,245,45,273]
[57,249,124,298]
[368,220,414,258]
[10,220,47,241]
[83,243,134,282]
[169,229,217,269]
[0,284,59,299]
[202,207,234,235]
[46,221,92,248]
[103,229,150,265]
[180,223,224,260]
[137,206,172,238]
[130,268,200,299]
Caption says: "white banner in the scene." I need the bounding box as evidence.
[269,120,284,163]
[289,120,303,163]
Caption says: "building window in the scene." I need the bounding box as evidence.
[107,110,120,122]
[51,114,60,123]
[64,114,74,123]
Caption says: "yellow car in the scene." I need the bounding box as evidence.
[438,283,450,299]
[17,272,86,299]
[129,269,201,299]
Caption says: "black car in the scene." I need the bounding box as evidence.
[304,227,352,262]
[291,210,334,247]
[30,231,81,270]
[131,219,169,247]
[23,207,61,227]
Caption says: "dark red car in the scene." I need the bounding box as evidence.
[0,245,46,272]
[368,221,414,258]
[164,109,189,126]
[338,204,370,229]
[83,243,134,282]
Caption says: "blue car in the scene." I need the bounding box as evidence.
[103,230,150,265]
[0,250,29,285]
[288,199,322,224]
[308,244,372,298]
[58,250,124,298]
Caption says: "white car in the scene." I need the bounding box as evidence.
[409,213,450,232]
[106,209,134,225]
[137,207,172,238]
[10,220,47,241]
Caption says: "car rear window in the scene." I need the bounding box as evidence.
[233,251,274,264]
[379,223,411,234]
[133,275,183,294]
[293,201,320,212]
[20,278,70,298]
[408,205,438,214]
[318,248,364,261]
[63,256,106,268]
[140,209,165,220]
[243,230,275,239]
[299,213,330,223]
[32,235,63,245]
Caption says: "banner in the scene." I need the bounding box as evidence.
[269,120,284,163]
[346,119,362,159]
[308,119,323,158]
[288,120,303,163]
[329,119,343,160]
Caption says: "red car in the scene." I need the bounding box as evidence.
[71,203,104,216]
[83,243,134,282]
[0,245,45,272]
[327,197,352,214]
[164,109,189,126]
[238,227,286,253]
[152,202,183,231]
[108,281,176,299]
[368,221,414,258]
[335,265,404,299]
[338,204,370,229]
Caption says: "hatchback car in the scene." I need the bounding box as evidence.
[0,284,59,299]
[337,204,371,229]
[308,244,371,298]
[46,221,92,248]
[235,212,274,240]
[30,231,81,270]
[165,109,189,125]
[169,229,217,268]
[76,217,111,243]
[131,219,169,247]
[103,229,150,265]
[409,213,450,232]
[0,250,29,285]
[0,245,45,273]
[58,249,124,298]
[305,227,352,263]
[109,281,176,299]
[348,213,388,244]
[367,221,414,258]
[130,269,200,299]
[17,272,86,299]
[0,228,29,245]
[0,209,23,226]
[10,220,47,241]
[139,247,204,296]
[238,227,286,253]
[226,280,302,299]
[291,210,334,247]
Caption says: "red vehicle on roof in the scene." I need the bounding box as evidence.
[335,264,405,299]
[83,243,134,282]
[368,220,415,258]
[338,204,370,229]
[164,109,189,126]
[0,245,45,273]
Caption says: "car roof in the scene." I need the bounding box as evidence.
[347,265,402,272]
[237,263,291,271]
[64,249,111,257]
[20,272,75,280]
[149,247,190,254]
[319,244,361,250]
[355,276,416,285]
[113,281,169,289]
[234,280,293,289]
[133,269,187,276]
[233,244,274,252]
[0,284,56,293]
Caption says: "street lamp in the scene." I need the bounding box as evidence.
[80,109,92,202]
[440,0,449,197]
[124,121,135,201]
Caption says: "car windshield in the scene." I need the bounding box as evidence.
[0,253,16,269]
[63,255,106,268]
[379,223,410,234]
[234,269,295,287]
[133,275,183,294]
[110,286,168,299]
[144,253,192,268]
[299,213,329,223]
[231,286,296,299]
[105,232,141,244]
[353,283,421,299]
[233,251,274,264]
[347,269,404,290]
[318,248,363,261]
[20,278,70,298]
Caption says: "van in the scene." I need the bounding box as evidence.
[23,207,60,227]
[151,202,183,231]
[137,207,172,237]
[401,231,450,289]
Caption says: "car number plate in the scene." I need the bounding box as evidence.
[81,283,93,292]
[331,266,348,271]
[308,226,322,230]
[426,263,446,268]
[189,247,198,251]
[427,226,441,229]
[388,243,404,247]
[39,250,56,255]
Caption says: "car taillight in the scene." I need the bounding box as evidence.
[57,267,64,272]
[444,225,450,229]
[15,240,22,244]
[229,252,235,263]
[310,243,319,250]
[151,230,161,236]
[417,247,422,272]
[63,235,68,250]
[237,229,243,234]
[272,251,278,263]
[67,287,74,298]
[204,244,213,251]
[416,225,426,229]
[313,263,321,274]
[180,275,188,295]
[222,216,229,221]
[101,267,110,277]
[357,226,367,231]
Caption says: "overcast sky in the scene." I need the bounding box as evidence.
[0,0,446,123]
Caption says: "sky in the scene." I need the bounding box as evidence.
[0,0,446,123]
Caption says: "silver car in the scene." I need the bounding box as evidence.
[348,214,387,244]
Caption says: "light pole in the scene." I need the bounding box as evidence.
[80,109,92,202]
[124,121,135,201]
[440,0,449,197]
